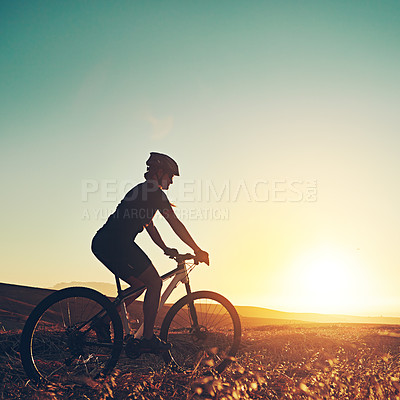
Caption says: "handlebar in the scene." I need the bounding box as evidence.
[166,252,200,265]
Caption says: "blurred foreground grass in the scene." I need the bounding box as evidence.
[2,324,400,399]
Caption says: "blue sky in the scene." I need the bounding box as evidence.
[1,0,400,315]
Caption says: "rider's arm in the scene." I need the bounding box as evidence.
[145,221,168,252]
[160,208,200,252]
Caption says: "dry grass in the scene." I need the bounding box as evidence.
[2,324,400,399]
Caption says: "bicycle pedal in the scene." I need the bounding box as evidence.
[125,338,142,359]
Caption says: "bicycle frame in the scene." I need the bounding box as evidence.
[112,259,194,338]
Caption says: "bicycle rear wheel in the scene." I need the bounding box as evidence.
[20,287,123,384]
[160,291,241,373]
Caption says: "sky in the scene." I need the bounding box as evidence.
[1,0,400,317]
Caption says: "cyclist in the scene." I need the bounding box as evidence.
[91,152,209,352]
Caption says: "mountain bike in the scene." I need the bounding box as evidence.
[19,253,241,384]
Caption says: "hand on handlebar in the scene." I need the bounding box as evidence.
[195,249,209,266]
[164,247,179,258]
[164,247,209,266]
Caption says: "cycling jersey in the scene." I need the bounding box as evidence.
[91,181,172,280]
[100,181,172,239]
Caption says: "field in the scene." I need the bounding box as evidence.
[2,323,400,400]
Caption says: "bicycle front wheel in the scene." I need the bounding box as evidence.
[160,291,241,373]
[20,287,123,384]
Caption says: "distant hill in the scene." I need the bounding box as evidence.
[1,282,400,331]
[50,281,129,297]
[235,305,400,325]
[0,282,55,331]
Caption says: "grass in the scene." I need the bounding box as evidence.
[2,323,400,399]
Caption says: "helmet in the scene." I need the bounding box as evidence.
[146,152,180,176]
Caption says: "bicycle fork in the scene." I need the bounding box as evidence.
[184,281,200,327]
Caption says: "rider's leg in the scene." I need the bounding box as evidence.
[119,277,145,310]
[134,264,162,340]
[92,275,148,342]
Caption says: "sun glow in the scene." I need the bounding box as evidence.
[286,245,365,315]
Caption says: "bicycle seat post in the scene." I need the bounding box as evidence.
[115,275,132,335]
[115,275,123,296]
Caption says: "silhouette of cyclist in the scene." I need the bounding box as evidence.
[91,152,209,352]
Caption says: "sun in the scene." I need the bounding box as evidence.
[288,245,363,314]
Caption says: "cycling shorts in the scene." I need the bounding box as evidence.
[91,230,152,283]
